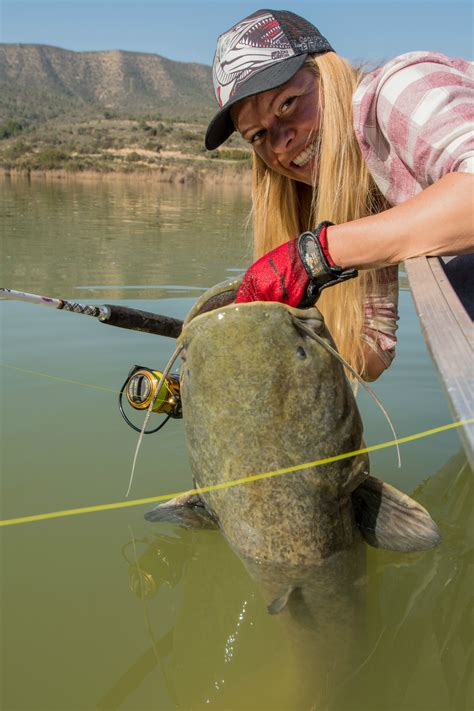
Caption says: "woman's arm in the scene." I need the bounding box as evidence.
[362,345,387,382]
[328,172,474,270]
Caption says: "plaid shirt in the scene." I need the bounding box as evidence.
[352,52,474,367]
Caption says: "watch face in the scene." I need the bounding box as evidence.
[299,232,325,279]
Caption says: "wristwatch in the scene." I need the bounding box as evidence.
[297,221,358,307]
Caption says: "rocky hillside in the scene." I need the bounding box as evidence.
[0,44,252,180]
[0,43,216,122]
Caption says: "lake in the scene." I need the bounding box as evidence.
[1,175,472,710]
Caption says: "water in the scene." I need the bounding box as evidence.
[1,176,472,710]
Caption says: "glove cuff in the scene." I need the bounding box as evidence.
[297,222,358,307]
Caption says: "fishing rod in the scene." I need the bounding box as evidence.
[0,288,183,339]
[1,287,185,435]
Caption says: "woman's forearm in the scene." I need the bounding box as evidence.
[328,172,474,270]
[362,345,387,382]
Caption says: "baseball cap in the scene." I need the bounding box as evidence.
[205,9,334,150]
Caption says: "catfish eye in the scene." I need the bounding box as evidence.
[296,346,307,359]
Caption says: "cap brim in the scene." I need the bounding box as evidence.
[205,54,308,151]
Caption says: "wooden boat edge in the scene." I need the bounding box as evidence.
[405,256,474,470]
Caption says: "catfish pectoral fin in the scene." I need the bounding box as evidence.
[145,492,218,529]
[352,475,441,552]
[267,586,295,615]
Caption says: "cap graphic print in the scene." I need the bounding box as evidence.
[214,11,295,108]
[206,9,334,150]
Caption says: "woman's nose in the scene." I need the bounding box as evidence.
[269,123,295,154]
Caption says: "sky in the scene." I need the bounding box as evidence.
[1,0,472,66]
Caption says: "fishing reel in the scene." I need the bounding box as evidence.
[119,365,182,434]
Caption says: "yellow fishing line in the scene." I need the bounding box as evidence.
[1,418,472,528]
[0,362,119,394]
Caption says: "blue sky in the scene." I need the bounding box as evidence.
[1,1,472,65]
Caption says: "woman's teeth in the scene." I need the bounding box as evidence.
[292,141,318,167]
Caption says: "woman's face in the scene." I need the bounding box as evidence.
[230,67,321,186]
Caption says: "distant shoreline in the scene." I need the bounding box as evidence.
[0,164,252,186]
[0,114,253,186]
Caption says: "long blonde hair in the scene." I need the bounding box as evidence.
[251,52,389,375]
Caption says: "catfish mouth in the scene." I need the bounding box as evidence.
[178,302,328,401]
[178,300,326,358]
[187,298,325,328]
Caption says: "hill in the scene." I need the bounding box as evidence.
[0,43,216,123]
[0,44,251,181]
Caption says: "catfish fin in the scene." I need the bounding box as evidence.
[267,586,295,615]
[145,491,218,529]
[352,475,441,552]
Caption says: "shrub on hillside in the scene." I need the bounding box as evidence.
[0,120,24,140]
[155,122,172,136]
[144,141,163,152]
[180,131,200,142]
[126,151,142,162]
[1,139,29,161]
[216,148,252,161]
[64,159,86,172]
[29,147,68,169]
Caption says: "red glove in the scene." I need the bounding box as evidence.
[235,238,309,307]
[236,222,357,308]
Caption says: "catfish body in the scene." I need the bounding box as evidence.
[149,283,440,567]
[145,286,440,705]
[180,300,367,566]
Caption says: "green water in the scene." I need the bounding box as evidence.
[0,176,472,711]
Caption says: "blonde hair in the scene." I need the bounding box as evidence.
[251,52,389,375]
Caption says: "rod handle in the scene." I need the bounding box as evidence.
[102,305,183,339]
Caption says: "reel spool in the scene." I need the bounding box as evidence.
[119,365,182,434]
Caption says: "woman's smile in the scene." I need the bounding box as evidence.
[291,138,319,167]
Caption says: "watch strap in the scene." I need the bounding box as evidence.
[297,222,358,307]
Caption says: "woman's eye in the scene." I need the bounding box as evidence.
[250,129,266,144]
[280,96,296,113]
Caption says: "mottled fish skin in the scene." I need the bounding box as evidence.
[178,299,369,567]
[183,276,242,327]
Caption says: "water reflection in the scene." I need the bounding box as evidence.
[1,176,252,300]
[121,528,367,708]
[337,450,473,711]
[118,527,290,709]
[118,450,471,710]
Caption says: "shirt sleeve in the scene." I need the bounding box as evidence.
[362,266,399,368]
[370,53,474,186]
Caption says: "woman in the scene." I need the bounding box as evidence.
[205,9,473,380]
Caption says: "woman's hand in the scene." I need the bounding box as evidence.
[236,223,357,307]
[235,238,310,307]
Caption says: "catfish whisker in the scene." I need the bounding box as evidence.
[295,321,401,468]
[125,344,184,498]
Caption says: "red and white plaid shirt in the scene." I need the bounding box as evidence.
[352,51,474,367]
